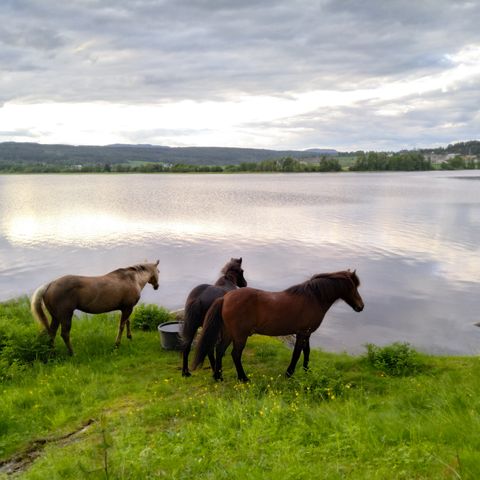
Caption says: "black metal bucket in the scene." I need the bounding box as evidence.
[158,321,183,350]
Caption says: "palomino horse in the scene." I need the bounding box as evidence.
[31,261,160,355]
[181,257,247,377]
[193,270,364,381]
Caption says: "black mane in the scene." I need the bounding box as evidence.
[220,257,242,275]
[217,258,244,286]
[285,271,359,300]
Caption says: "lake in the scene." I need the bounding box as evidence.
[0,171,479,354]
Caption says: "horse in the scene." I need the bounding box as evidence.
[192,270,364,382]
[31,261,160,355]
[181,257,247,377]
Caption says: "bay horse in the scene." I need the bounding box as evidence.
[31,261,160,355]
[192,270,364,381]
[181,257,247,377]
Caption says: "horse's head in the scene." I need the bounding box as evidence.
[222,257,247,287]
[341,270,364,312]
[234,265,247,287]
[148,260,160,290]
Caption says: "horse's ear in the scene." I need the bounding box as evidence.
[155,260,160,266]
[239,257,242,265]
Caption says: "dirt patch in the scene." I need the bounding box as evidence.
[0,419,95,476]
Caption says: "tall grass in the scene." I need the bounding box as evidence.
[1,298,480,479]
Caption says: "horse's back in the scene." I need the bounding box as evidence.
[43,275,85,313]
[49,274,122,295]
[223,287,279,309]
[44,273,138,314]
[222,287,315,337]
[185,284,210,305]
[46,275,85,299]
[187,283,231,309]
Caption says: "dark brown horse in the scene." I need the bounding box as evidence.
[193,270,364,381]
[31,261,160,355]
[181,257,247,377]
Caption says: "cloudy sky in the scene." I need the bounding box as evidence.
[1,0,479,151]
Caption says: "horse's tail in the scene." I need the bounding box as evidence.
[181,298,205,348]
[31,284,51,333]
[192,297,224,370]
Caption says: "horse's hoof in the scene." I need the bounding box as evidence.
[214,375,223,382]
[239,376,250,383]
[182,371,192,378]
[285,370,294,378]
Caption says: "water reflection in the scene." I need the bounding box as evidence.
[0,172,479,354]
[4,213,232,248]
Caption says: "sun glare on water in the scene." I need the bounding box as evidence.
[4,213,230,248]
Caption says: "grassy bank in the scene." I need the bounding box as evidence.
[1,298,479,479]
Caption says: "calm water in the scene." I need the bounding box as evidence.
[0,172,479,354]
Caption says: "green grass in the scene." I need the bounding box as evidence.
[1,298,480,479]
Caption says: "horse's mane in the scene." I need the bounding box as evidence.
[220,257,242,275]
[285,271,359,299]
[215,257,244,286]
[111,263,152,275]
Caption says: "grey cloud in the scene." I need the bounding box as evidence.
[1,26,65,51]
[1,0,478,101]
[0,129,38,139]
[0,0,479,148]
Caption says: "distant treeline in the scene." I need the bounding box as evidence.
[0,156,342,173]
[227,156,342,172]
[350,152,432,171]
[0,154,478,174]
[423,140,480,156]
[0,143,479,174]
[350,151,479,171]
[438,156,478,170]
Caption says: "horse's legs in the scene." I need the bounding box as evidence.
[60,314,74,356]
[115,307,133,347]
[231,338,249,382]
[48,316,60,348]
[302,336,311,371]
[181,325,214,378]
[182,339,193,377]
[286,334,308,377]
[214,336,231,381]
[126,318,132,340]
[207,349,216,373]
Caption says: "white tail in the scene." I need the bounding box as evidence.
[31,284,50,333]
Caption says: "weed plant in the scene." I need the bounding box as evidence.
[131,303,175,331]
[0,298,52,380]
[1,299,479,479]
[365,342,423,376]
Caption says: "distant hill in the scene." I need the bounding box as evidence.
[0,142,338,167]
[304,148,338,155]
